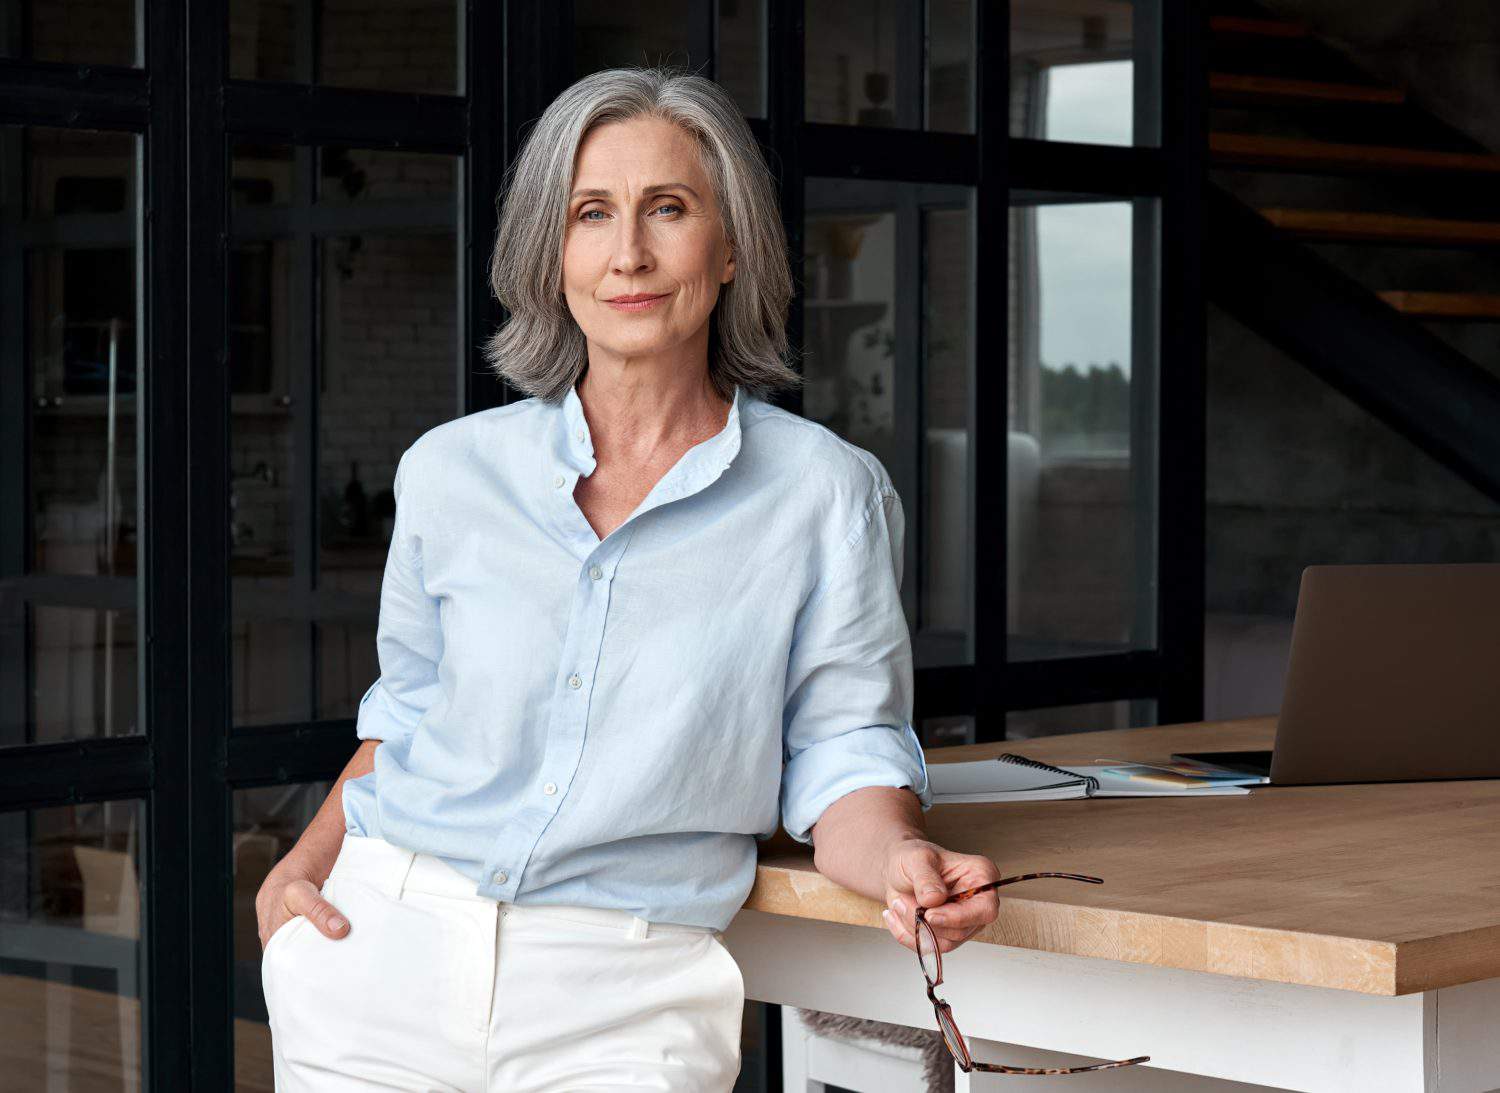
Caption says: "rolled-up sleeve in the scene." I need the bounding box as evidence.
[779,480,935,846]
[356,453,443,744]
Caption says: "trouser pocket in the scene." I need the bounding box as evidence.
[266,875,484,1092]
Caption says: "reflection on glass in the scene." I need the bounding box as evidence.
[318,146,459,204]
[0,800,146,1086]
[807,0,975,132]
[922,714,976,750]
[1008,196,1157,660]
[719,0,767,117]
[922,204,974,669]
[4,127,141,748]
[573,0,766,116]
[1011,0,1155,146]
[231,780,334,1085]
[804,178,975,669]
[1,1,138,65]
[574,0,699,79]
[228,143,460,728]
[1006,699,1157,739]
[228,0,460,94]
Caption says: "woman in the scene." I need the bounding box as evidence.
[257,65,1002,1091]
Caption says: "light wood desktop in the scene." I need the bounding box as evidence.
[729,715,1500,1091]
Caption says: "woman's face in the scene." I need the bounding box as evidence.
[562,115,735,368]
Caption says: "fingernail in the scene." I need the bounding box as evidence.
[881,909,892,925]
[925,885,945,896]
[329,916,346,931]
[892,899,906,916]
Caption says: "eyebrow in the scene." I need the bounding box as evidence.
[570,182,700,202]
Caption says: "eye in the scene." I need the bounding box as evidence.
[578,208,606,222]
[653,201,684,216]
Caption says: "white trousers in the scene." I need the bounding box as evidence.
[262,832,745,1092]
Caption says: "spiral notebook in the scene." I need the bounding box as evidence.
[926,753,1258,802]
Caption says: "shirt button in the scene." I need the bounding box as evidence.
[544,782,557,795]
[568,674,582,689]
[553,472,566,488]
[493,870,508,884]
[575,428,585,442]
[589,565,603,580]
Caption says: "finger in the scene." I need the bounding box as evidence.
[281,878,350,939]
[308,896,350,938]
[908,858,951,910]
[881,907,917,953]
[923,898,993,933]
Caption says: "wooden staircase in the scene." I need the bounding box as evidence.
[1209,6,1500,324]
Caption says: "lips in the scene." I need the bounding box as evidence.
[607,293,668,303]
[605,292,669,312]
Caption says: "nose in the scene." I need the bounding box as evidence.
[609,212,653,276]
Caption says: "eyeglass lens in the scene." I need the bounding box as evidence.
[917,918,939,981]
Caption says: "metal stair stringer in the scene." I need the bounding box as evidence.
[1204,181,1500,505]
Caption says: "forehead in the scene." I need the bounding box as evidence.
[571,116,708,189]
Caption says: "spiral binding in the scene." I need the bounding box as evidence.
[998,752,1100,794]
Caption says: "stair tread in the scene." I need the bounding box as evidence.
[1258,208,1500,245]
[1210,73,1405,105]
[1212,132,1500,174]
[1377,291,1500,319]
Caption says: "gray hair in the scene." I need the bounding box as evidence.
[482,65,803,405]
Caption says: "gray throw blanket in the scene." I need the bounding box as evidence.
[795,1008,953,1093]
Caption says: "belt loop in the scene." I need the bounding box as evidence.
[627,915,649,940]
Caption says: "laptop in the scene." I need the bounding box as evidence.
[1175,563,1500,786]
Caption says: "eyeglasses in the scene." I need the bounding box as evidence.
[913,872,1150,1076]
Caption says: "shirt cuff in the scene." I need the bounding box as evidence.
[780,721,934,845]
[354,677,422,743]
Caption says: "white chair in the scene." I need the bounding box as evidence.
[781,1005,939,1092]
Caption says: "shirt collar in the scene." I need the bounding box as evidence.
[555,379,746,497]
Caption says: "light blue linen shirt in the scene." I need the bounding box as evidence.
[340,379,934,931]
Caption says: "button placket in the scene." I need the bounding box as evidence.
[483,533,629,902]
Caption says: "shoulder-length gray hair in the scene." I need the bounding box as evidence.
[482,65,803,405]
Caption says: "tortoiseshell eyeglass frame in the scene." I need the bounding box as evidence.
[913,872,1151,1076]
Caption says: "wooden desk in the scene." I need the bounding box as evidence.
[726,716,1500,1091]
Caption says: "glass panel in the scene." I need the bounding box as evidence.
[0,800,146,1087]
[2,127,142,748]
[317,146,460,205]
[1,0,138,65]
[231,780,334,1089]
[1010,0,1159,146]
[1007,195,1158,661]
[804,178,975,670]
[718,0,767,117]
[572,0,767,116]
[807,0,976,132]
[1006,699,1157,739]
[228,0,461,94]
[574,0,701,77]
[228,143,460,728]
[921,714,975,749]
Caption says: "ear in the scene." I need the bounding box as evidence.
[723,246,736,285]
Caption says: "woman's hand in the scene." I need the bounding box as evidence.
[256,858,350,952]
[879,837,1001,957]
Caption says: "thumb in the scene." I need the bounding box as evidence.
[908,851,950,908]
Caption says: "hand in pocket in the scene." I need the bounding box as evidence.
[257,863,351,952]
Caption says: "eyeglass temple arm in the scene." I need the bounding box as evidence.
[948,872,1104,901]
[972,1055,1151,1075]
[994,871,1102,887]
